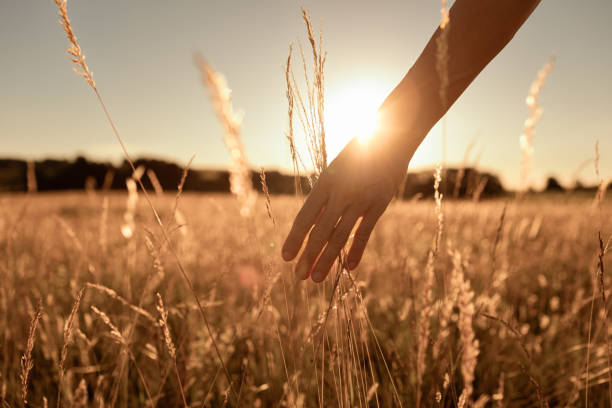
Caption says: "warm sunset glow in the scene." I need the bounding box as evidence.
[324,82,388,160]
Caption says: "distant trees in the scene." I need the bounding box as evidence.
[399,167,506,200]
[0,157,510,200]
[544,176,564,192]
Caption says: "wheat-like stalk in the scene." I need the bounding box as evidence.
[156,293,188,407]
[20,301,43,405]
[286,8,328,181]
[156,293,176,359]
[520,55,555,194]
[415,249,436,406]
[147,169,164,196]
[592,139,612,406]
[54,0,95,87]
[195,56,256,218]
[172,155,194,240]
[593,140,610,208]
[57,288,84,408]
[595,232,612,406]
[56,216,96,275]
[260,167,276,228]
[284,45,303,195]
[91,306,124,344]
[472,176,488,203]
[436,0,450,109]
[86,282,155,322]
[434,165,444,253]
[52,1,237,400]
[90,306,154,402]
[144,235,166,283]
[453,138,478,198]
[301,7,327,174]
[416,166,444,406]
[102,168,114,190]
[449,250,479,403]
[436,0,450,164]
[121,177,138,239]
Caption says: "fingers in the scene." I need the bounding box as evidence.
[310,206,364,282]
[294,202,344,279]
[282,183,327,261]
[346,205,385,270]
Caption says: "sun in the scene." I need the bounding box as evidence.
[324,82,389,160]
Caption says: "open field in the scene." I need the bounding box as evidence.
[0,191,610,407]
[2,0,610,407]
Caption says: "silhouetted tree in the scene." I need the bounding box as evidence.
[545,176,564,192]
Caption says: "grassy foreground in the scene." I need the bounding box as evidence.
[0,192,610,407]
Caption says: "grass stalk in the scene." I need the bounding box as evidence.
[51,1,237,403]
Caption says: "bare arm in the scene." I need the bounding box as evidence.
[382,0,541,159]
[282,0,541,283]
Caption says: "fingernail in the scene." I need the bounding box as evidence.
[282,249,291,260]
[312,270,323,282]
[348,260,357,270]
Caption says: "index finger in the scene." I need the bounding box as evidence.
[282,184,327,261]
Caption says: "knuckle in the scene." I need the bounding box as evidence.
[328,193,351,212]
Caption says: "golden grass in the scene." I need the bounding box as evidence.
[196,56,256,220]
[52,0,239,402]
[20,301,42,405]
[519,55,556,195]
[58,287,84,408]
[286,8,328,181]
[1,193,611,406]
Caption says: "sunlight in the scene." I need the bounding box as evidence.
[324,82,388,160]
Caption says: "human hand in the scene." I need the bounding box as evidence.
[281,135,410,282]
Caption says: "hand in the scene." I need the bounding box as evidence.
[281,135,410,283]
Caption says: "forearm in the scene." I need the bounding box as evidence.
[379,0,541,158]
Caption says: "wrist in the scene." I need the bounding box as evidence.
[375,75,432,169]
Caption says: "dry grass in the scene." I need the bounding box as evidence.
[519,55,556,195]
[436,0,450,164]
[20,301,42,405]
[196,57,256,219]
[51,0,239,402]
[0,193,610,406]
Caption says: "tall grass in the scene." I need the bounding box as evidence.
[436,0,450,166]
[519,55,555,194]
[52,0,237,403]
[1,190,611,405]
[20,301,42,405]
[285,8,327,181]
[196,56,256,219]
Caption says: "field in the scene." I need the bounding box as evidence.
[4,4,610,407]
[1,191,610,407]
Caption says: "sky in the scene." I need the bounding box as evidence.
[1,0,611,189]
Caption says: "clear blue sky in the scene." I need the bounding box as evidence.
[1,0,610,188]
